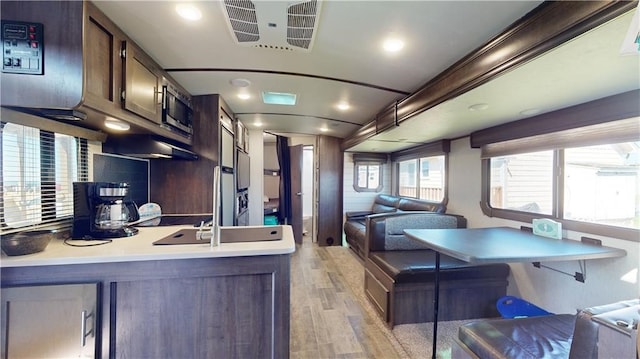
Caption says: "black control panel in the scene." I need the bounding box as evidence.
[2,20,44,75]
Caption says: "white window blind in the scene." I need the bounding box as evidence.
[1,122,89,235]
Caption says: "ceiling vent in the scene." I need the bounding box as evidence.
[222,0,322,52]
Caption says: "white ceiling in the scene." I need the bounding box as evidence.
[93,1,639,151]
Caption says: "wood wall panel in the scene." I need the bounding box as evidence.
[317,135,343,246]
[149,95,225,214]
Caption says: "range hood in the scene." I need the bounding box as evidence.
[103,135,199,160]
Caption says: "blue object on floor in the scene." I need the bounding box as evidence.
[496,295,553,318]
[264,215,278,225]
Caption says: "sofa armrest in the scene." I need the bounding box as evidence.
[569,298,639,359]
[346,211,374,220]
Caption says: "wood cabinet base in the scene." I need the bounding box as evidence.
[1,254,291,359]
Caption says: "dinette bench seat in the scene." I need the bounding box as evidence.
[362,213,510,328]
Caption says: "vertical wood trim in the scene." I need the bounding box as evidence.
[317,135,343,246]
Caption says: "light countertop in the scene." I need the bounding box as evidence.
[1,225,296,268]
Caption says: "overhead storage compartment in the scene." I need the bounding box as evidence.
[0,1,192,145]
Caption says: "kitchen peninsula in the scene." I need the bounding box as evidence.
[1,225,295,359]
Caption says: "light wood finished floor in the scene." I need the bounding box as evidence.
[290,237,405,358]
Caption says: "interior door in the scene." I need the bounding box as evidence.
[290,145,303,243]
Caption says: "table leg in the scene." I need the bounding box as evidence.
[432,251,440,359]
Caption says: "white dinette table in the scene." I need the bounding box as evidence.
[403,226,627,359]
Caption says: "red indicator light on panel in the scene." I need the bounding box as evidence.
[29,33,36,40]
[30,41,38,49]
[29,25,36,33]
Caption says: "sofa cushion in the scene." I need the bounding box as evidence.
[369,250,510,283]
[344,220,366,239]
[375,194,402,207]
[371,203,397,214]
[384,214,459,250]
[398,198,445,212]
[457,314,576,359]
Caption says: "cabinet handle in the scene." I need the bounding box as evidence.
[81,310,94,347]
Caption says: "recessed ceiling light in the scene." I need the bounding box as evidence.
[104,118,130,131]
[337,101,350,111]
[175,4,202,21]
[320,127,329,132]
[230,78,251,87]
[468,103,489,111]
[262,91,297,105]
[237,93,251,100]
[254,121,263,127]
[383,37,404,53]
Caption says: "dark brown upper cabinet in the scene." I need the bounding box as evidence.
[0,1,190,145]
[122,41,163,125]
[83,3,122,116]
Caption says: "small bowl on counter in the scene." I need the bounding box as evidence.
[1,229,58,256]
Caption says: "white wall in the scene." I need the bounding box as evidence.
[247,129,265,226]
[342,152,392,244]
[448,137,639,313]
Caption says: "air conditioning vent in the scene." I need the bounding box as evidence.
[223,0,259,43]
[222,0,321,52]
[287,1,318,50]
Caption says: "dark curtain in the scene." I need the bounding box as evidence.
[276,136,292,224]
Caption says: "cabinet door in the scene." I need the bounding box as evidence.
[83,1,123,114]
[122,40,162,124]
[1,283,98,358]
[113,275,274,358]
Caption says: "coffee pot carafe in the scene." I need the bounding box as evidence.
[95,200,136,230]
[72,182,139,239]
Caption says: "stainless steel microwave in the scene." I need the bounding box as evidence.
[162,82,193,136]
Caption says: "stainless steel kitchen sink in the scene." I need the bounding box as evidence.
[153,226,282,245]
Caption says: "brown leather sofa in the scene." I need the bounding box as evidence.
[452,298,640,359]
[362,212,511,328]
[343,194,446,259]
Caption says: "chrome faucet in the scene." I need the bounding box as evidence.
[196,166,221,247]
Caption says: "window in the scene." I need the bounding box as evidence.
[487,142,639,233]
[489,151,554,214]
[1,122,88,234]
[352,153,386,192]
[398,155,445,201]
[563,143,639,229]
[392,140,449,202]
[475,91,639,241]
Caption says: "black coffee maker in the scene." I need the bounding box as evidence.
[72,182,140,239]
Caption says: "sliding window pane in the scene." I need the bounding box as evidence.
[2,123,42,227]
[419,156,445,201]
[398,159,417,197]
[367,165,380,189]
[354,163,382,192]
[489,151,553,214]
[55,134,78,218]
[564,142,640,229]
